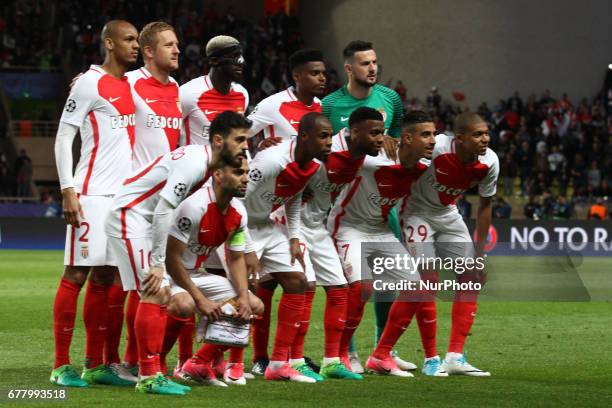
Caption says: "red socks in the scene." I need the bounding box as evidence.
[416,301,438,358]
[252,286,274,360]
[270,293,305,362]
[290,290,315,360]
[339,282,368,357]
[195,343,230,364]
[372,296,421,359]
[160,313,191,373]
[123,290,139,366]
[178,315,195,365]
[323,287,347,358]
[53,278,82,368]
[228,347,244,364]
[83,282,110,368]
[104,284,127,365]
[448,300,477,353]
[135,302,167,376]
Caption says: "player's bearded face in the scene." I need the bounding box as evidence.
[151,30,180,71]
[350,50,377,88]
[218,48,245,81]
[222,128,249,161]
[222,161,249,197]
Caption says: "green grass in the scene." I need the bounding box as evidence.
[1,250,611,407]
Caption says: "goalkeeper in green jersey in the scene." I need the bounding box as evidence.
[322,40,415,373]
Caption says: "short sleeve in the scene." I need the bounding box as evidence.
[59,74,98,127]
[247,99,274,137]
[159,147,208,208]
[478,153,500,197]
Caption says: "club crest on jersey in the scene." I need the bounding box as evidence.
[377,108,387,122]
[80,244,89,259]
[177,217,192,232]
[174,183,187,197]
[111,113,136,129]
[65,99,76,113]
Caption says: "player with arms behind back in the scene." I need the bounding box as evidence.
[402,112,499,376]
[51,20,139,388]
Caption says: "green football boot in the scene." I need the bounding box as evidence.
[81,364,136,386]
[50,365,89,387]
[135,374,187,395]
[291,361,324,382]
[320,361,363,380]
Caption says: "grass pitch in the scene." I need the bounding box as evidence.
[0,250,611,407]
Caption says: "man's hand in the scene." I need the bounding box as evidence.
[62,188,83,227]
[289,238,305,270]
[234,295,252,321]
[195,297,223,322]
[382,135,399,160]
[142,265,165,296]
[245,251,260,290]
[258,137,282,150]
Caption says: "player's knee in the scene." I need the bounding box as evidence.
[167,294,195,317]
[89,266,117,286]
[62,266,90,286]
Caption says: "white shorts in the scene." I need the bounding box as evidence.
[64,195,116,267]
[332,226,420,285]
[107,236,170,291]
[170,271,236,302]
[402,210,475,268]
[301,223,346,286]
[203,246,228,272]
[249,222,304,279]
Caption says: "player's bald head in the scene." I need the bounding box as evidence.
[298,112,330,137]
[454,112,485,135]
[101,20,136,43]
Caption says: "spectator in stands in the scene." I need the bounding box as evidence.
[524,195,542,220]
[551,195,573,219]
[0,152,12,196]
[587,160,602,189]
[394,80,407,105]
[492,197,512,219]
[456,194,472,220]
[570,153,587,195]
[587,197,608,220]
[14,148,32,197]
[500,154,518,196]
[516,140,533,195]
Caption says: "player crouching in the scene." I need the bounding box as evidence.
[165,157,263,387]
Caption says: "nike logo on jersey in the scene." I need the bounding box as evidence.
[436,168,449,175]
[378,183,392,187]
[205,109,217,115]
[109,96,121,102]
[328,169,337,174]
[201,229,211,233]
[145,98,158,103]
[277,184,289,188]
[340,116,349,122]
[290,119,300,125]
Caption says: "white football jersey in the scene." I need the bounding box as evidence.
[169,183,247,271]
[247,87,321,140]
[300,129,364,227]
[127,67,182,170]
[406,134,499,214]
[244,138,320,238]
[60,65,135,195]
[179,75,249,146]
[106,144,213,238]
[327,152,428,235]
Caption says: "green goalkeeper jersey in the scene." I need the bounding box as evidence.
[322,83,404,137]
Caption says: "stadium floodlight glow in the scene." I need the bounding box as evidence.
[608,63,612,70]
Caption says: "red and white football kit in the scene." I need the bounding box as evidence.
[298,129,363,286]
[127,67,182,170]
[105,144,213,291]
[244,138,320,276]
[179,75,249,146]
[60,65,135,267]
[168,183,247,300]
[327,152,427,284]
[401,134,499,262]
[247,86,321,140]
